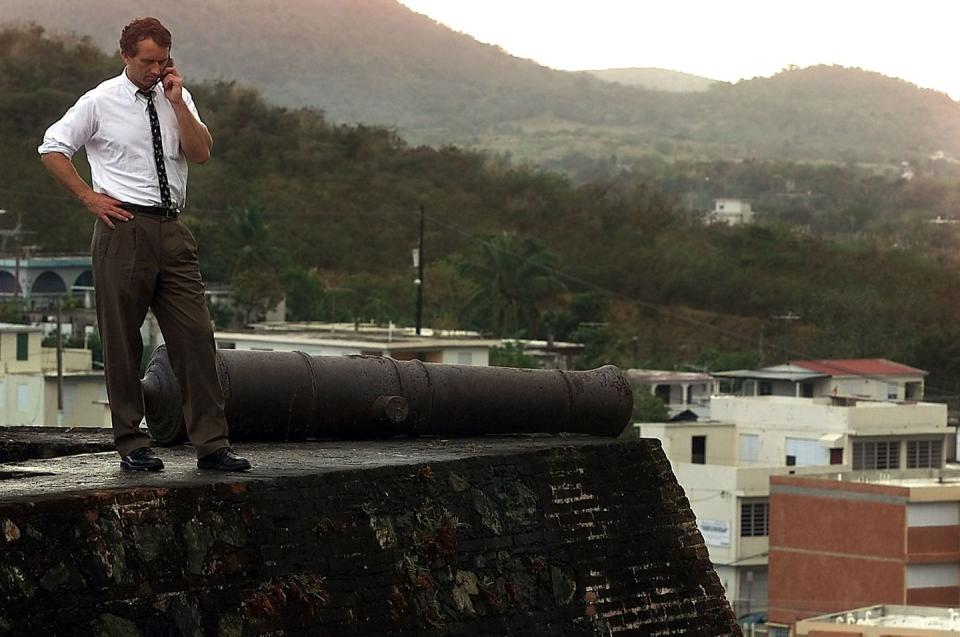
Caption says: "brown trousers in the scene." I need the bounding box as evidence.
[92,214,229,457]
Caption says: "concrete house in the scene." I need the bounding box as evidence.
[710,199,755,225]
[0,322,107,427]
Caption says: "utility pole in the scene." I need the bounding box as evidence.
[414,204,425,335]
[772,312,800,359]
[56,296,64,426]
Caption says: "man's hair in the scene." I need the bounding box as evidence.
[119,17,172,57]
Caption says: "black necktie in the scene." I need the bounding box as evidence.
[138,89,173,210]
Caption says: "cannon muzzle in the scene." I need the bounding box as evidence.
[141,347,633,444]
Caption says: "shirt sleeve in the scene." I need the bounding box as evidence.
[181,87,206,128]
[37,93,98,158]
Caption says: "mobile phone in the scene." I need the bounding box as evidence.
[154,57,173,87]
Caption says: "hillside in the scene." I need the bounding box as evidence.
[586,67,720,92]
[3,0,960,163]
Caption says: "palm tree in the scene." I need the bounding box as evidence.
[227,204,287,274]
[226,205,288,324]
[458,232,566,337]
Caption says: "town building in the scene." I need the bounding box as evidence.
[710,198,756,225]
[640,359,948,618]
[0,255,93,309]
[769,472,960,633]
[214,322,501,366]
[715,359,926,402]
[0,322,107,427]
[627,369,718,419]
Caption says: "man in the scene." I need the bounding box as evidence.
[38,17,250,472]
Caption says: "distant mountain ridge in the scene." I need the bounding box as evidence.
[2,0,960,162]
[586,67,720,92]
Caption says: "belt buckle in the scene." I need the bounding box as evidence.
[163,207,180,219]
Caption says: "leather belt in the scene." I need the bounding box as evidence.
[119,203,180,219]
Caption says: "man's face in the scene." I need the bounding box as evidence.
[122,38,170,90]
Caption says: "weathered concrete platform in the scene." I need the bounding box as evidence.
[0,426,114,464]
[0,434,738,635]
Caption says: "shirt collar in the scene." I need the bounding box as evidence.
[121,69,155,103]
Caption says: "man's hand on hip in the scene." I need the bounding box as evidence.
[80,191,133,229]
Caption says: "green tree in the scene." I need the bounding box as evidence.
[632,386,670,422]
[458,232,566,337]
[489,341,538,368]
[233,269,285,325]
[207,298,235,329]
[225,204,288,324]
[226,204,287,274]
[695,348,760,372]
[282,267,326,322]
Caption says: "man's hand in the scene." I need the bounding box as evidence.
[161,64,183,105]
[79,191,133,229]
[40,152,135,228]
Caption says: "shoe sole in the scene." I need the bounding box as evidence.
[196,463,252,472]
[119,463,164,472]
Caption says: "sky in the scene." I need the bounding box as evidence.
[397,1,960,100]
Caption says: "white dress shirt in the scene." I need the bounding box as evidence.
[38,70,205,209]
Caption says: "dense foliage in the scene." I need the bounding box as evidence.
[6,26,960,397]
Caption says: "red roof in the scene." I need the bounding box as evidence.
[789,359,927,377]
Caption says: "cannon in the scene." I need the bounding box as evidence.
[141,346,634,444]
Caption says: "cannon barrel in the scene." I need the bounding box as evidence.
[141,346,634,444]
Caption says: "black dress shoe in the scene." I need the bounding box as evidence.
[120,447,164,472]
[197,447,252,472]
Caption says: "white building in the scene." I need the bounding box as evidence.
[640,359,948,617]
[714,359,926,402]
[0,323,107,427]
[627,369,718,419]
[709,199,755,225]
[214,322,501,366]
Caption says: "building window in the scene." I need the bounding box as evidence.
[830,448,843,465]
[16,333,28,361]
[739,434,759,464]
[691,436,706,464]
[758,381,773,396]
[887,383,899,400]
[63,384,76,414]
[906,563,959,589]
[907,440,943,469]
[852,440,900,470]
[786,437,828,467]
[801,382,814,398]
[16,384,29,412]
[740,500,769,537]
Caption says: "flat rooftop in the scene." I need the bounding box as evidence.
[627,369,714,383]
[778,468,960,489]
[801,604,960,630]
[216,332,499,351]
